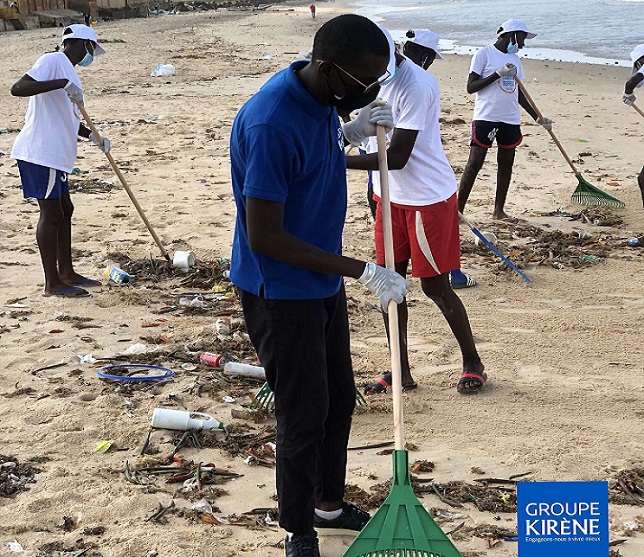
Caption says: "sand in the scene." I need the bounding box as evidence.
[1,4,643,557]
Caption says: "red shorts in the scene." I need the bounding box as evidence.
[374,193,461,278]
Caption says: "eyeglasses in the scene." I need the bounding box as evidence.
[329,62,391,94]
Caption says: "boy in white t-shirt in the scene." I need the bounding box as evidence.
[346,28,486,394]
[458,19,552,222]
[11,25,110,298]
[622,43,644,207]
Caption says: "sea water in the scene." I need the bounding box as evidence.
[350,0,644,66]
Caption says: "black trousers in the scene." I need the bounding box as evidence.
[239,285,356,534]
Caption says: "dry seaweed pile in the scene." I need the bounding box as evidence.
[106,252,229,288]
[609,467,644,506]
[346,478,516,513]
[461,220,622,270]
[451,524,517,542]
[68,177,116,194]
[540,207,624,227]
[0,455,47,497]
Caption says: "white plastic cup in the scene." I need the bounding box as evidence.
[151,408,223,431]
[474,232,498,247]
[172,250,195,272]
[223,362,266,380]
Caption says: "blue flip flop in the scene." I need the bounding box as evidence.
[44,286,90,298]
[72,278,102,287]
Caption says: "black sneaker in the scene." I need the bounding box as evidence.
[284,532,321,557]
[313,502,371,536]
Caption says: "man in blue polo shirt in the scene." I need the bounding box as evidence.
[230,14,407,557]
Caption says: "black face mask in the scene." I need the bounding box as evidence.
[329,81,380,112]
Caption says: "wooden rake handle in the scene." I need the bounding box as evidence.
[632,102,644,119]
[376,126,405,451]
[77,105,170,261]
[516,77,580,176]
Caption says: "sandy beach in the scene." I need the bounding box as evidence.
[1,4,643,556]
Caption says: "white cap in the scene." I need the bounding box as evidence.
[62,24,106,55]
[630,43,644,63]
[378,26,397,82]
[405,29,443,60]
[497,19,537,39]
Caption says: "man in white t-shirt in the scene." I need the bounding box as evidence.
[623,43,644,208]
[11,25,110,298]
[458,19,551,222]
[346,28,486,394]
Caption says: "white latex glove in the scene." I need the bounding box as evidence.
[89,132,111,153]
[496,64,517,78]
[64,81,84,105]
[623,93,636,106]
[537,117,554,131]
[357,262,408,312]
[342,99,394,147]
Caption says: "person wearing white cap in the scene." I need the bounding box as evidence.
[403,28,476,290]
[458,18,551,222]
[346,26,487,395]
[623,43,644,207]
[10,24,109,298]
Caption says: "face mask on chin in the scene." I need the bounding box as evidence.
[506,42,519,55]
[78,52,94,66]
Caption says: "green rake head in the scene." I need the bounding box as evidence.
[571,173,625,208]
[343,450,463,557]
[250,382,366,412]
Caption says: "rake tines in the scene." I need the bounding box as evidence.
[571,174,625,208]
[250,381,366,412]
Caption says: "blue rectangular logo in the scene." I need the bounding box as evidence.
[517,481,609,557]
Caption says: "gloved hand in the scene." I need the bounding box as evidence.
[358,262,408,312]
[496,64,517,78]
[623,92,636,106]
[63,81,84,105]
[342,99,394,146]
[537,117,554,131]
[89,132,111,153]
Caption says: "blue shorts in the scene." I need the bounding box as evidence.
[17,161,69,200]
[470,120,522,149]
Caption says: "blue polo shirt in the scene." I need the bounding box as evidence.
[229,62,347,300]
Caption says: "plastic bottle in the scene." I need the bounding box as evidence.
[151,408,223,431]
[223,361,266,380]
[199,352,228,368]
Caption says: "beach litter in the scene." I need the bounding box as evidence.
[150,63,176,77]
[1,455,47,497]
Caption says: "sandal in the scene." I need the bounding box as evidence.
[364,372,418,394]
[456,369,487,394]
[449,269,477,289]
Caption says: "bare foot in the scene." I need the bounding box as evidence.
[492,211,518,223]
[59,273,102,287]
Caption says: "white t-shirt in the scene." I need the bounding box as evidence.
[11,52,82,173]
[470,45,525,125]
[365,58,457,207]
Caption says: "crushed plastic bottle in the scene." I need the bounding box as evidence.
[150,63,176,77]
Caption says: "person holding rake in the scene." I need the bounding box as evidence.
[10,24,110,298]
[346,27,486,395]
[229,15,407,557]
[458,19,552,222]
[623,43,644,208]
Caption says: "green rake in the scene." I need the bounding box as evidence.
[517,78,625,209]
[250,382,366,412]
[343,127,463,557]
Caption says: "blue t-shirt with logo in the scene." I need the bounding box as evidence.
[230,61,347,300]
